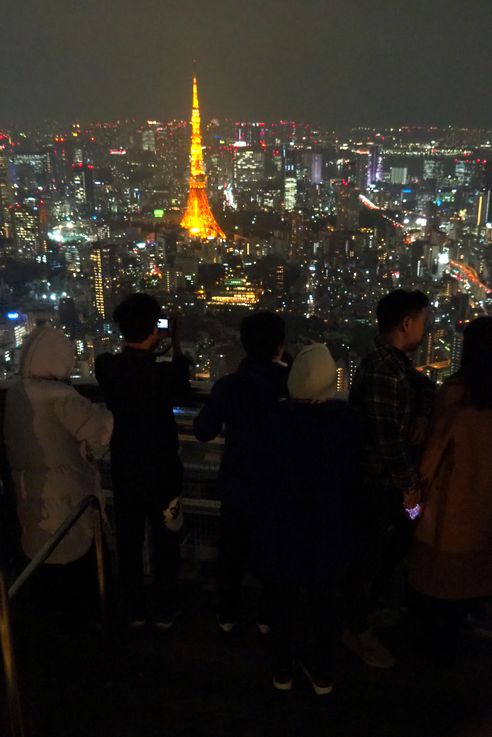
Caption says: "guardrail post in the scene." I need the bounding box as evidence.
[0,568,25,737]
[93,502,108,633]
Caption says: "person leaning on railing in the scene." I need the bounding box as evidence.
[3,326,113,628]
[194,311,289,634]
[95,294,191,630]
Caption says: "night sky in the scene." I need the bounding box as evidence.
[1,0,492,127]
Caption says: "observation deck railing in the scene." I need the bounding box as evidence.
[0,382,224,737]
[0,495,108,737]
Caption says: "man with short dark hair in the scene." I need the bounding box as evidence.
[344,289,436,668]
[194,311,289,632]
[95,293,190,628]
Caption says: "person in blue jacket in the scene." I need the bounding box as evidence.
[194,311,289,632]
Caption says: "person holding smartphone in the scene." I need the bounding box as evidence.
[345,290,436,668]
[95,293,191,628]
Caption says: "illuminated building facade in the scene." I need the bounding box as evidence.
[0,151,13,238]
[284,177,297,211]
[233,147,265,190]
[12,202,47,260]
[90,247,106,318]
[208,277,259,306]
[89,243,120,320]
[423,159,444,182]
[141,128,157,153]
[72,163,95,212]
[368,144,383,187]
[390,166,408,185]
[181,78,225,240]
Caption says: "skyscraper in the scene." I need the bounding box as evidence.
[336,184,359,230]
[180,77,225,240]
[233,147,265,191]
[283,147,297,211]
[89,243,120,320]
[72,163,95,213]
[390,166,408,185]
[450,326,464,373]
[0,150,13,238]
[12,201,47,260]
[368,144,383,187]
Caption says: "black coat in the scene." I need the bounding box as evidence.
[95,348,190,502]
[253,399,359,586]
[194,357,289,511]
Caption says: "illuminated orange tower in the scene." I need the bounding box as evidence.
[181,77,225,240]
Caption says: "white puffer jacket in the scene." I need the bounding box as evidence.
[4,327,113,564]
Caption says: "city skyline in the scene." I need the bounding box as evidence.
[0,64,491,388]
[1,0,492,128]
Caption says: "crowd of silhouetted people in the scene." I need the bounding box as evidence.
[3,289,492,695]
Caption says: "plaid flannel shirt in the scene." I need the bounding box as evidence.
[349,336,436,495]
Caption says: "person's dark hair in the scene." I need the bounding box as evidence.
[460,317,492,409]
[240,311,285,361]
[113,293,160,343]
[377,290,429,333]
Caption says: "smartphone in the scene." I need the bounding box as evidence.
[405,503,422,521]
[157,317,169,330]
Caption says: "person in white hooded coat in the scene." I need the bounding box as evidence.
[4,326,113,571]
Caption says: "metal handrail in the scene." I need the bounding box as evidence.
[0,494,108,737]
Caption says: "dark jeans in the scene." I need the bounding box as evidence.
[218,505,271,624]
[32,544,99,625]
[113,483,181,620]
[270,582,336,675]
[344,486,413,633]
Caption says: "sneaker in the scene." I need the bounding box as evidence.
[368,607,401,629]
[154,609,179,631]
[300,663,333,696]
[273,664,294,692]
[218,620,236,633]
[257,623,271,635]
[461,612,492,641]
[126,602,147,629]
[343,628,395,669]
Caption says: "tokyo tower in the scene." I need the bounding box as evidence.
[180,77,225,240]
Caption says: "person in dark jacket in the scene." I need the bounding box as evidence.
[255,343,358,695]
[95,294,190,628]
[194,311,289,632]
[345,289,436,668]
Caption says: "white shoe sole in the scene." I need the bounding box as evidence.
[218,622,236,633]
[300,665,333,696]
[273,677,293,691]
